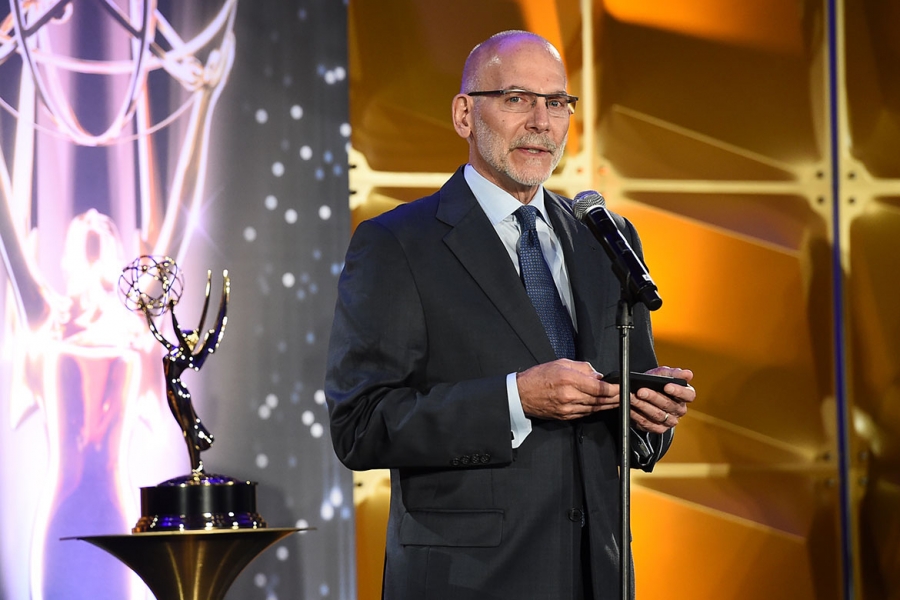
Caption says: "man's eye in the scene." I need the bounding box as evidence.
[546,97,565,109]
[506,93,529,104]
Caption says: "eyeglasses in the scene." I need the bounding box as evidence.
[466,89,578,117]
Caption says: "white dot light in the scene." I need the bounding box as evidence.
[285,208,298,224]
[254,573,267,587]
[258,405,271,419]
[310,423,324,438]
[265,195,278,210]
[244,227,257,242]
[319,205,332,220]
[282,273,296,287]
[266,394,279,408]
[256,454,269,469]
[272,162,285,177]
[290,105,303,120]
[255,109,268,124]
[276,546,290,561]
[339,123,351,137]
[302,410,315,426]
[299,145,313,160]
[314,390,326,405]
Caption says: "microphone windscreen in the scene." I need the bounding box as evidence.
[572,190,605,221]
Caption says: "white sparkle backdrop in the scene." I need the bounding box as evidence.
[185,2,354,599]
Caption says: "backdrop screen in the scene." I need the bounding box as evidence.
[0,2,354,599]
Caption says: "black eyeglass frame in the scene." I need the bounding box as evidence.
[466,89,579,114]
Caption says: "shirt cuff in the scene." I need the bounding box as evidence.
[507,372,532,448]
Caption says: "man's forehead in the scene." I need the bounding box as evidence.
[480,54,567,90]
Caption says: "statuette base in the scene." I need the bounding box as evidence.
[134,473,265,533]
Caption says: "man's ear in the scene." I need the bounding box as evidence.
[451,94,473,139]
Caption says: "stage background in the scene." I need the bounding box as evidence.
[3,1,898,599]
[0,2,353,599]
[348,1,899,599]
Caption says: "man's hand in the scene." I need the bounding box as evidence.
[627,366,695,434]
[517,360,619,420]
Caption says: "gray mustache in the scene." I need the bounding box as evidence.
[511,134,558,153]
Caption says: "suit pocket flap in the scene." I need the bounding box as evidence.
[399,509,503,547]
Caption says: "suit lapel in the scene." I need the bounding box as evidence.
[438,169,557,364]
[545,191,617,366]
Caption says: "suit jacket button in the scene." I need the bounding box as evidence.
[481,454,490,463]
[567,508,585,525]
[460,455,470,465]
[450,458,459,466]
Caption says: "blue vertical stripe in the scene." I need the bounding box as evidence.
[827,0,855,597]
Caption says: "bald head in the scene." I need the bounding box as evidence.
[460,30,565,94]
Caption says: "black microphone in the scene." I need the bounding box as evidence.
[572,190,662,311]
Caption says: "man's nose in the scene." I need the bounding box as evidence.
[525,98,551,131]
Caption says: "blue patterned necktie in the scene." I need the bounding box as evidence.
[514,205,576,360]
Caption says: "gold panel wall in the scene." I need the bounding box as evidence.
[843,2,900,598]
[347,1,900,598]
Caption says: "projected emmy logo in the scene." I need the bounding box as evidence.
[0,2,240,597]
[117,255,265,532]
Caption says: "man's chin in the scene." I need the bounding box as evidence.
[508,168,553,187]
[508,155,558,185]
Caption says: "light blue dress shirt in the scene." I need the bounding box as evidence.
[464,165,575,448]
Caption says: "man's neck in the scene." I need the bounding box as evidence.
[466,163,541,205]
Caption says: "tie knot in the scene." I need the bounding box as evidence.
[514,205,539,232]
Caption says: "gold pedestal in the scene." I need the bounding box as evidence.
[66,528,303,600]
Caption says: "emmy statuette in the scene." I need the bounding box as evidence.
[64,256,302,600]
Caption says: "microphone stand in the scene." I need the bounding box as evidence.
[616,293,636,600]
[569,192,662,599]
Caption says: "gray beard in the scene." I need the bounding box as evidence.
[473,117,567,187]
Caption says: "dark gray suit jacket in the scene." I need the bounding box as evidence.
[326,167,672,600]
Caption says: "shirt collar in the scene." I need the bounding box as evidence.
[464,164,550,227]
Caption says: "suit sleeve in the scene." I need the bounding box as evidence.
[325,219,514,471]
[617,214,675,471]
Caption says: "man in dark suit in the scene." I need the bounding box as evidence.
[326,30,695,600]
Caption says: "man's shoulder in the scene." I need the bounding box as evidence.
[368,189,441,231]
[365,167,469,233]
